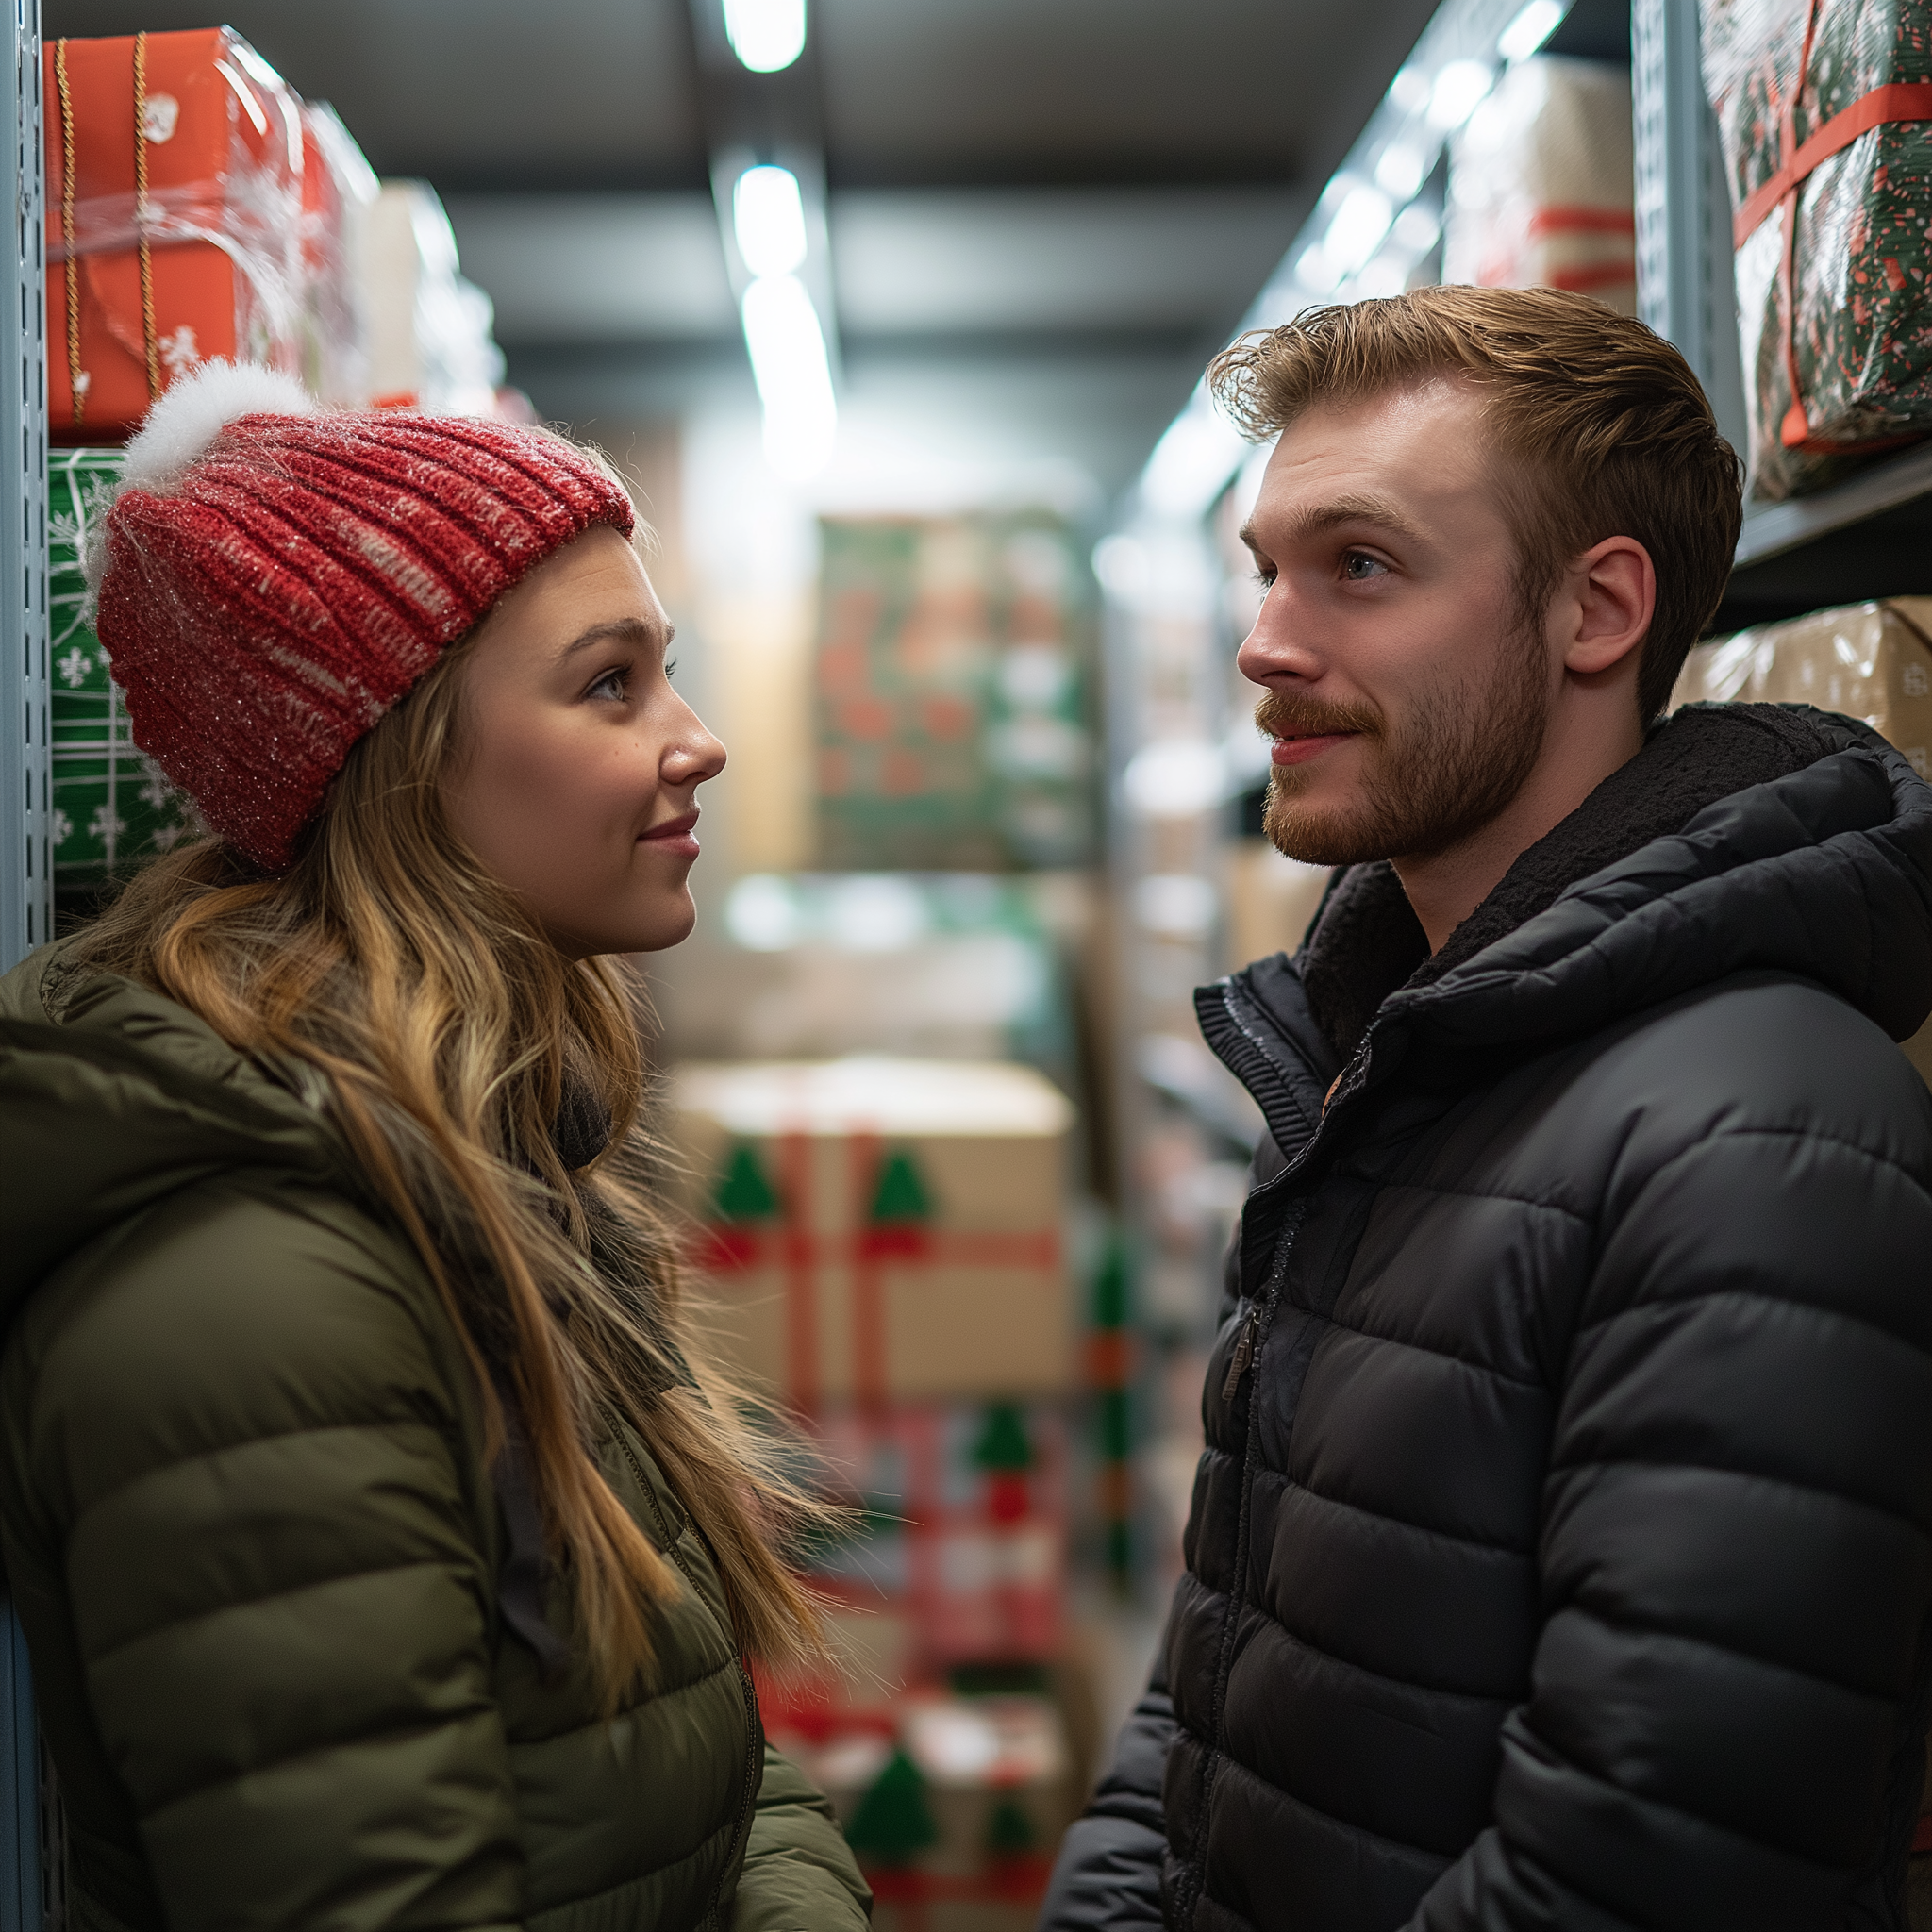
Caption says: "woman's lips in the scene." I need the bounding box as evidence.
[1269,732,1356,767]
[639,809,700,858]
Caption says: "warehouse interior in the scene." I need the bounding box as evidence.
[7,0,1932,1922]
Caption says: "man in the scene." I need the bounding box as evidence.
[1042,286,1932,1932]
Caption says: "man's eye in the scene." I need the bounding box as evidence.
[1341,553,1389,581]
[1251,567,1277,589]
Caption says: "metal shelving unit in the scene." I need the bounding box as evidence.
[1,0,46,1926]
[1631,0,1932,625]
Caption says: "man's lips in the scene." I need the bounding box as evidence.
[639,808,700,852]
[1269,732,1357,767]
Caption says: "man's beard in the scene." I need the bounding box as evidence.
[1258,624,1552,868]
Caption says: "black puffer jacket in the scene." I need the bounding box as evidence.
[1044,704,1932,1932]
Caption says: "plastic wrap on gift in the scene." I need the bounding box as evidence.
[357,180,507,415]
[44,29,308,441]
[1444,56,1637,313]
[298,103,378,407]
[49,448,204,889]
[1672,597,1932,776]
[1703,0,1932,499]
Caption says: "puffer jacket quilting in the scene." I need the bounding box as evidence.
[0,952,871,1932]
[1046,704,1932,1932]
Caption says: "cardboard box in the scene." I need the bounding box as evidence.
[1674,600,1932,1086]
[1445,56,1637,314]
[676,1058,1074,1406]
[44,29,306,440]
[1672,599,1932,781]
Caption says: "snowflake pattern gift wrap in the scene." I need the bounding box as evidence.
[50,449,203,887]
[1703,0,1932,499]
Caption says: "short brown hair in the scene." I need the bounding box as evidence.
[1208,286,1742,721]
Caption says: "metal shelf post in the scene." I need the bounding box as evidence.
[1632,0,1748,455]
[1,0,47,1927]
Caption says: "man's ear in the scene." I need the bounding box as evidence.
[1562,536,1655,676]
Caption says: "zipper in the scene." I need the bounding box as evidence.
[1177,1196,1308,1928]
[1221,1304,1261,1402]
[605,1407,762,1931]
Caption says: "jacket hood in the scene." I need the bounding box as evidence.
[1199,703,1932,1153]
[0,944,350,1343]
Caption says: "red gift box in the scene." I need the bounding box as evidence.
[44,28,307,441]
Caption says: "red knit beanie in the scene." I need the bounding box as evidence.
[88,361,636,871]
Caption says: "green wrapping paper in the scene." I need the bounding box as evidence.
[49,448,203,893]
[1703,0,1932,500]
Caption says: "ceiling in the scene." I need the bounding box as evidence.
[44,0,1447,500]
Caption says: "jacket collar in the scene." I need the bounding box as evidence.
[1198,702,1932,1170]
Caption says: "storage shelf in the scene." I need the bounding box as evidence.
[1734,440,1932,568]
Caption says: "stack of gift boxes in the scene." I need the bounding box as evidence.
[42,28,509,898]
[675,1058,1082,1928]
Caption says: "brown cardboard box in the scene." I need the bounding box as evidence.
[1673,599,1932,780]
[675,1058,1074,1406]
[1674,600,1932,1087]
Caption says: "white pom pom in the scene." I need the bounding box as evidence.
[83,360,320,601]
[116,358,318,492]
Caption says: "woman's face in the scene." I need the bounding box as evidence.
[445,525,726,958]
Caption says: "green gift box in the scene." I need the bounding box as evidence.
[50,448,203,891]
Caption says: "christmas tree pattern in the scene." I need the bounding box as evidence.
[986,1795,1038,1858]
[844,1748,939,1866]
[864,1146,934,1258]
[869,1148,932,1224]
[974,1403,1033,1524]
[713,1143,778,1221]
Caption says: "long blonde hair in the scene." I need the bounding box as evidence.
[67,619,829,1707]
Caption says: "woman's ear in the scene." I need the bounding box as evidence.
[1562,535,1655,677]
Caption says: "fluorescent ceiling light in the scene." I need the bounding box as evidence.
[1388,64,1433,113]
[740,274,837,478]
[1325,184,1395,275]
[733,164,808,277]
[1427,59,1494,129]
[1374,142,1428,200]
[1392,202,1441,252]
[1296,242,1341,294]
[723,0,807,73]
[1141,408,1250,521]
[1498,0,1563,60]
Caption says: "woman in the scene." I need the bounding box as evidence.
[0,363,870,1932]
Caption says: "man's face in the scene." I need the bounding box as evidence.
[1238,379,1554,868]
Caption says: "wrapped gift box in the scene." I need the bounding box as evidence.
[1445,56,1637,314]
[48,447,202,889]
[1703,0,1932,499]
[786,1402,1068,1706]
[44,28,307,441]
[772,1691,1074,1931]
[675,1058,1074,1407]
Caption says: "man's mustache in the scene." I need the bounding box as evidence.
[1254,691,1382,741]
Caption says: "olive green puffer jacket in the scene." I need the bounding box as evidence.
[0,943,871,1932]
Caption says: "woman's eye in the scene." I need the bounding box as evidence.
[664,657,677,679]
[1341,552,1389,582]
[1251,567,1277,590]
[586,667,629,702]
